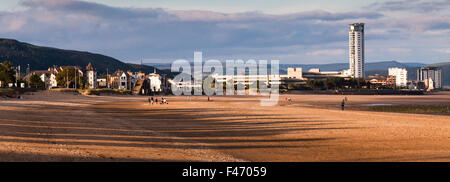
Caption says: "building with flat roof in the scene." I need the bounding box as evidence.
[388,67,408,87]
[417,67,442,89]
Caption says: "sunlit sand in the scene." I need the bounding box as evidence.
[0,90,449,161]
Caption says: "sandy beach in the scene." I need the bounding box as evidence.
[0,90,449,161]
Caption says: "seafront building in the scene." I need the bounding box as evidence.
[97,78,107,88]
[118,71,131,90]
[366,74,395,87]
[417,67,442,89]
[349,23,365,78]
[302,68,349,80]
[388,67,408,87]
[23,70,57,89]
[104,69,168,95]
[86,62,97,89]
[24,65,85,89]
[148,72,162,92]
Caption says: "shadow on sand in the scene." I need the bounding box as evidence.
[0,100,360,161]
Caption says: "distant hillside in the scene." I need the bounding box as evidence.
[0,38,174,76]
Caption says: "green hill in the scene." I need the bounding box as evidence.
[0,38,173,76]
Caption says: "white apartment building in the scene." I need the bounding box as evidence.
[349,23,365,78]
[388,67,408,87]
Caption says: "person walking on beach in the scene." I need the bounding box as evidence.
[151,97,154,105]
[341,99,345,111]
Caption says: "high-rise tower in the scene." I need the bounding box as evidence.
[349,23,365,78]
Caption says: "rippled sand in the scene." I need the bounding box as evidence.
[0,91,449,161]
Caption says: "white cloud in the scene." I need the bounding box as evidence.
[307,49,346,56]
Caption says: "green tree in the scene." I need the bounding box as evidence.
[325,77,346,90]
[29,74,45,88]
[307,80,325,90]
[306,80,315,89]
[0,61,16,85]
[56,67,86,88]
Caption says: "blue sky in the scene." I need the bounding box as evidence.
[0,0,449,64]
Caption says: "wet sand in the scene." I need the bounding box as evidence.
[0,91,449,161]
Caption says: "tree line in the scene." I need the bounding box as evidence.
[287,77,371,91]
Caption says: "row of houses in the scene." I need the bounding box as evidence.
[108,70,168,93]
[21,63,168,94]
[23,65,85,89]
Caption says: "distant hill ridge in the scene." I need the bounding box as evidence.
[0,38,173,76]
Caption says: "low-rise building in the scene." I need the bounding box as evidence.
[301,68,348,81]
[366,74,395,87]
[97,78,107,88]
[212,74,281,86]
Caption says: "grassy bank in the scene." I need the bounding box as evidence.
[77,88,132,95]
[366,105,450,115]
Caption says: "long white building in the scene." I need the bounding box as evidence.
[349,23,365,78]
[388,67,408,87]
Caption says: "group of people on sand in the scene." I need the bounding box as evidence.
[148,96,168,105]
[285,97,292,102]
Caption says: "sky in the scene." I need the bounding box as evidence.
[0,0,449,64]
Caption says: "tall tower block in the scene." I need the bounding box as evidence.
[349,23,365,78]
